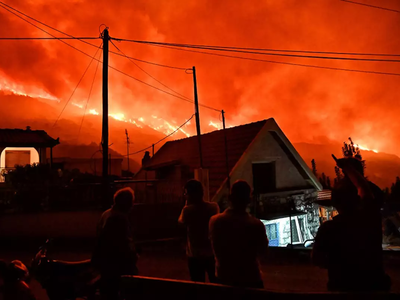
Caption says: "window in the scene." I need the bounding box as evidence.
[252,162,276,194]
[290,217,304,244]
[265,223,279,247]
[290,219,300,243]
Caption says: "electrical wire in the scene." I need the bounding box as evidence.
[0,37,99,40]
[110,39,192,101]
[0,2,101,60]
[78,46,103,138]
[0,2,222,112]
[0,1,188,70]
[145,43,400,77]
[126,114,195,156]
[0,3,221,112]
[340,0,400,13]
[117,41,400,58]
[115,39,400,63]
[53,44,102,128]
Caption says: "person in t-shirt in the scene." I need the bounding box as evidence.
[92,187,138,299]
[209,180,268,289]
[178,179,220,283]
[312,157,391,292]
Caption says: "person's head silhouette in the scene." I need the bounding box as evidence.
[331,178,359,215]
[230,180,251,211]
[184,179,204,204]
[113,187,135,212]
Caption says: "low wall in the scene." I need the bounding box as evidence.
[0,203,184,242]
[121,276,399,300]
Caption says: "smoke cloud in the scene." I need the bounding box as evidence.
[1,0,400,156]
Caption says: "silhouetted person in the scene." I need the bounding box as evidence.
[92,187,138,299]
[313,157,391,292]
[0,260,36,300]
[178,179,219,282]
[141,151,151,167]
[209,180,268,289]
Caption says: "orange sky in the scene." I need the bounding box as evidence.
[1,0,400,156]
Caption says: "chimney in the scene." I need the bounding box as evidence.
[142,151,151,167]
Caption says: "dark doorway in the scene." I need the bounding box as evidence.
[252,162,276,194]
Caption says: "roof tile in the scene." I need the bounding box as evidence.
[146,119,267,198]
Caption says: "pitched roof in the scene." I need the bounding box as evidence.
[0,128,59,147]
[145,119,267,198]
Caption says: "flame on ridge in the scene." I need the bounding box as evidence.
[0,76,59,102]
[357,144,379,154]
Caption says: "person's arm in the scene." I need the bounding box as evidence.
[335,158,373,200]
[209,216,220,255]
[178,206,188,224]
[257,221,269,259]
[312,223,330,268]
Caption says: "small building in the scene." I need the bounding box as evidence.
[0,127,59,181]
[133,118,322,247]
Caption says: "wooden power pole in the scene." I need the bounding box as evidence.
[221,110,230,191]
[192,66,203,168]
[102,28,109,204]
[125,129,130,172]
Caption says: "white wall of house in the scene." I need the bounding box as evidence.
[0,147,40,182]
[213,124,312,202]
[0,147,39,169]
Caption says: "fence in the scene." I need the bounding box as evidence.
[114,179,186,205]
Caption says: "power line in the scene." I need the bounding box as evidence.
[0,1,189,71]
[126,114,195,156]
[0,37,99,40]
[144,43,400,77]
[115,39,400,63]
[0,3,221,112]
[53,44,102,128]
[110,39,192,101]
[0,2,223,112]
[340,0,400,13]
[78,47,103,138]
[109,51,188,70]
[0,2,101,60]
[113,38,400,57]
[109,65,221,112]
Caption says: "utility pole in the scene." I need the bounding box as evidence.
[221,110,230,191]
[192,66,203,168]
[125,129,130,172]
[102,28,109,205]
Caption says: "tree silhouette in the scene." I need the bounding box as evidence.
[389,176,400,202]
[311,159,317,177]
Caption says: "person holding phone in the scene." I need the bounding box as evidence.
[312,155,391,292]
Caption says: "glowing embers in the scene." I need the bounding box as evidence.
[357,144,379,153]
[0,75,59,102]
[88,109,99,115]
[145,115,191,137]
[209,120,222,130]
[109,113,126,122]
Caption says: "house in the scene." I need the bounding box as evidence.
[133,118,323,246]
[0,127,59,181]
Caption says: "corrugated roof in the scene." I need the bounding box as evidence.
[0,128,59,147]
[145,119,267,198]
